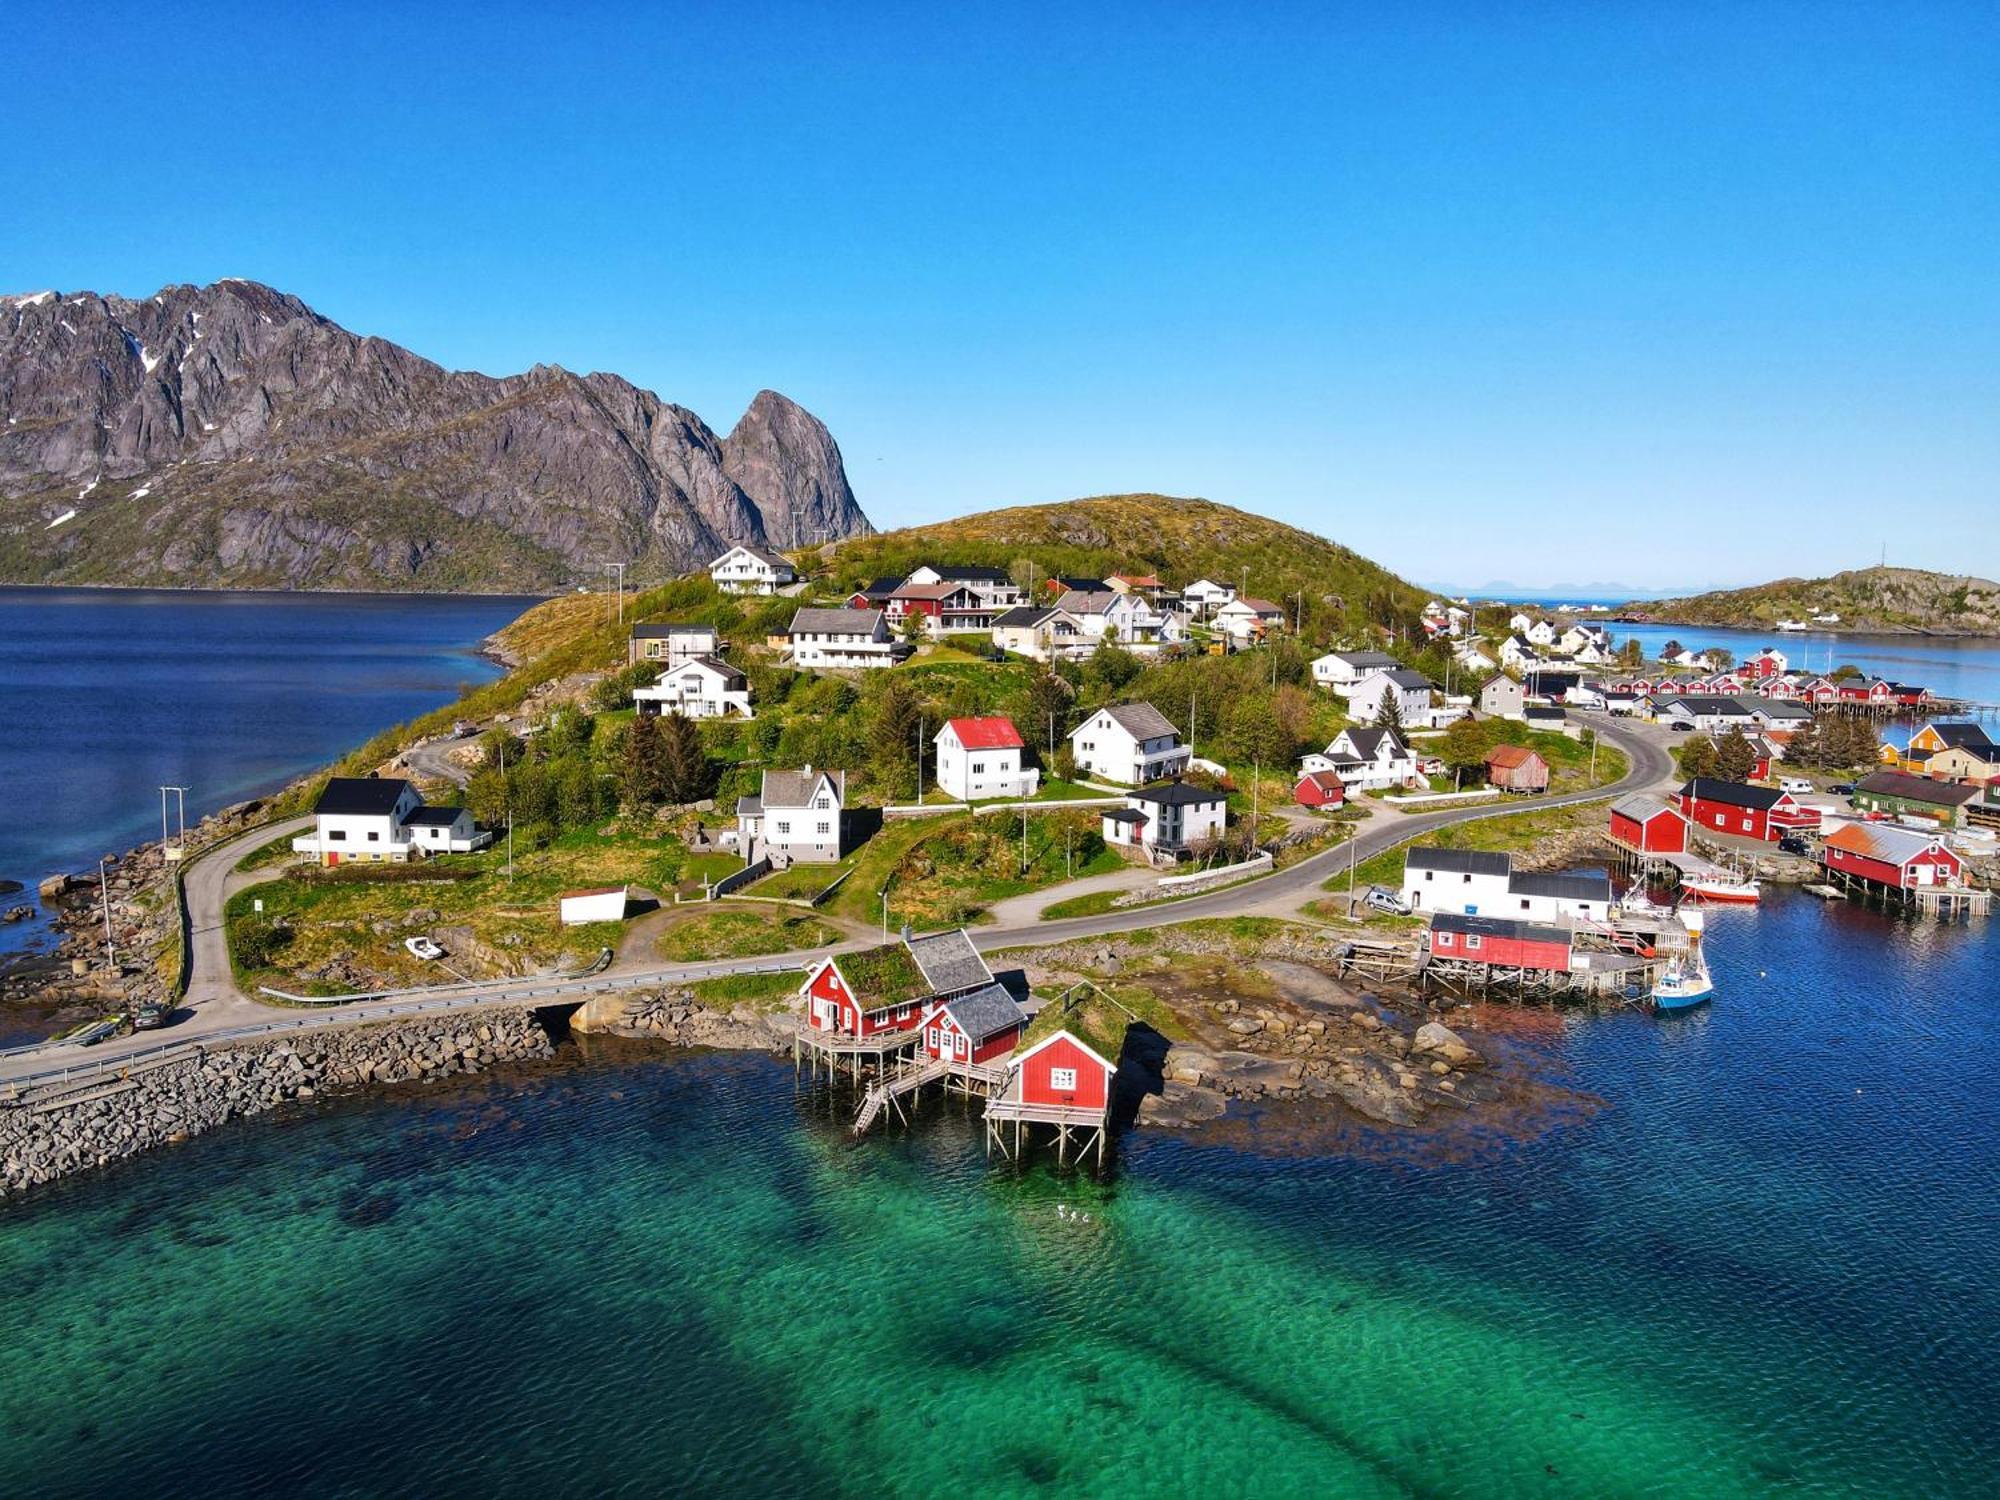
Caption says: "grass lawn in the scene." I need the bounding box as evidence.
[1321,797,1611,898]
[238,829,305,872]
[654,907,838,962]
[224,824,733,990]
[743,863,854,902]
[687,969,802,1011]
[871,808,1125,930]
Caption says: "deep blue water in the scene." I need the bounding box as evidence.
[1,890,1995,1496]
[0,588,538,957]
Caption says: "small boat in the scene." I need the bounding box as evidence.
[1651,910,1714,1012]
[404,935,446,961]
[1776,619,1808,633]
[1618,889,1675,917]
[1683,873,1761,904]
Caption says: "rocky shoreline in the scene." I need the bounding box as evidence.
[2,1008,555,1199]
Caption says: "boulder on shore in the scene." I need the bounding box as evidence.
[1412,1021,1481,1068]
[36,874,71,902]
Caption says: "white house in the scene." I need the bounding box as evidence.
[904,563,1020,609]
[1312,649,1400,688]
[1301,727,1420,792]
[1212,596,1287,643]
[1499,635,1542,672]
[1070,702,1191,785]
[709,543,796,595]
[1507,611,1534,634]
[1400,847,1612,923]
[990,605,1093,662]
[786,607,898,670]
[1102,782,1228,862]
[403,806,493,855]
[1525,619,1560,648]
[633,656,753,719]
[934,717,1040,801]
[1648,694,1755,734]
[628,622,723,668]
[1453,639,1498,673]
[294,776,487,865]
[1181,578,1237,616]
[1559,623,1611,656]
[1343,668,1436,726]
[737,767,846,864]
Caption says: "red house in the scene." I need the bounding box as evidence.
[919,984,1028,1065]
[1822,823,1964,890]
[1677,777,1820,842]
[1743,649,1788,679]
[1608,793,1689,854]
[1427,912,1573,972]
[1007,1030,1116,1114]
[801,928,997,1038]
[1293,769,1347,809]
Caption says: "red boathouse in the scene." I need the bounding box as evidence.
[919,985,1028,1065]
[1426,912,1574,973]
[1821,823,1964,890]
[1608,793,1689,854]
[1677,776,1820,842]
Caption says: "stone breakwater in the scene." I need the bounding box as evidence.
[594,991,792,1052]
[1,1009,554,1199]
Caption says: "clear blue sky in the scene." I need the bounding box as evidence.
[6,2,1995,591]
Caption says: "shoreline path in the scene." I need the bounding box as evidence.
[0,715,1674,1091]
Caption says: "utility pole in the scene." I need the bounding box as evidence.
[880,881,891,941]
[98,855,117,970]
[1020,806,1029,877]
[603,561,628,625]
[916,714,924,802]
[158,784,189,857]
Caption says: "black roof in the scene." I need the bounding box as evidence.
[1130,781,1225,807]
[1431,911,1572,946]
[1508,870,1612,902]
[853,576,905,597]
[314,776,414,817]
[1047,575,1107,592]
[991,604,1056,629]
[1929,721,1999,753]
[630,621,712,638]
[1680,777,1784,811]
[1855,770,1979,807]
[1523,671,1580,694]
[926,563,1011,583]
[1407,847,1513,878]
[403,805,469,827]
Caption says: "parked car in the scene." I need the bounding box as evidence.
[130,1001,171,1030]
[1364,886,1412,915]
[1830,782,1857,795]
[1777,835,1812,856]
[1668,723,1693,733]
[1778,777,1815,796]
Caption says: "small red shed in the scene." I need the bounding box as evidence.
[1485,744,1550,794]
[1011,1030,1116,1114]
[1608,793,1689,854]
[919,984,1028,1065]
[1293,769,1347,809]
[1821,823,1964,890]
[1427,912,1573,972]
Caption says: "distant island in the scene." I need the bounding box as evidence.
[1619,566,2000,637]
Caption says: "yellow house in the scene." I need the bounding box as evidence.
[1885,721,2000,775]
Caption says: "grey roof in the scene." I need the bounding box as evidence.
[1407,847,1513,878]
[1523,705,1567,722]
[1099,702,1179,740]
[1377,668,1434,690]
[991,605,1056,629]
[928,563,1011,583]
[1681,776,1784,810]
[1336,726,1409,760]
[735,794,764,817]
[1104,806,1148,824]
[1508,870,1612,903]
[1327,649,1399,669]
[1130,781,1225,807]
[758,768,843,811]
[403,805,469,827]
[1854,770,1979,807]
[314,776,413,817]
[790,607,881,635]
[718,542,792,569]
[630,621,714,638]
[1656,694,1750,715]
[1056,589,1119,614]
[939,982,1028,1043]
[1431,911,1572,946]
[672,654,745,685]
[906,928,995,997]
[1611,793,1679,824]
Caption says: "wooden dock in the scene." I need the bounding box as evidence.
[853,1055,1008,1135]
[793,1023,920,1085]
[984,1096,1110,1167]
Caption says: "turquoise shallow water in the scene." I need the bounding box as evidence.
[3,891,1996,1497]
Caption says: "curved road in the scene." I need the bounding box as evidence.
[1,716,1672,1091]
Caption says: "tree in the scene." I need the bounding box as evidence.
[1784,714,1824,769]
[1019,666,1073,754]
[898,608,929,644]
[1223,697,1291,769]
[1372,689,1403,730]
[1675,735,1719,781]
[554,757,602,830]
[548,707,595,757]
[1440,714,1494,788]
[657,712,712,805]
[1827,715,1879,768]
[621,713,668,807]
[1619,638,1645,669]
[1661,639,1684,662]
[869,676,927,799]
[1714,727,1757,782]
[1829,663,1862,682]
[1085,643,1142,693]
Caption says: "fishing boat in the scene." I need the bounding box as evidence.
[1651,910,1714,1012]
[1682,871,1761,904]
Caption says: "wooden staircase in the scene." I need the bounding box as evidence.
[852,1056,1009,1135]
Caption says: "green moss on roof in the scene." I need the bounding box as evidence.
[834,944,930,1007]
[1021,990,1129,1067]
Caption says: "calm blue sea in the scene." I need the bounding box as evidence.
[0,588,538,958]
[1,889,1995,1496]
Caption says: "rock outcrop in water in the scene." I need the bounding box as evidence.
[0,281,872,590]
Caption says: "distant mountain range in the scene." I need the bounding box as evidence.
[0,280,871,591]
[1622,566,2000,636]
[1435,580,1716,602]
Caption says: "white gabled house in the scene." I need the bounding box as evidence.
[708,543,796,595]
[1400,847,1612,923]
[1181,578,1237,616]
[737,767,846,864]
[1069,702,1191,785]
[1212,596,1286,643]
[934,717,1040,801]
[293,776,491,865]
[1525,619,1560,647]
[990,605,1093,662]
[1312,649,1400,688]
[633,656,753,719]
[1301,727,1420,792]
[1499,634,1541,672]
[628,622,723,667]
[1342,668,1436,726]
[786,607,899,670]
[1102,781,1228,863]
[1560,622,1610,656]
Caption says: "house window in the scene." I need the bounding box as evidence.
[1466,934,1483,950]
[367,830,380,842]
[1519,899,1530,911]
[817,822,830,835]
[776,821,791,834]
[327,829,346,841]
[1050,1067,1077,1091]
[928,1027,939,1049]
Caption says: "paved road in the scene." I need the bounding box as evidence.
[1,715,1673,1092]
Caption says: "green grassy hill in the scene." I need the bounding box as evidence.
[1629,566,2000,636]
[818,494,1430,637]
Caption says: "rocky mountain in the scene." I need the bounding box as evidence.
[0,280,871,591]
[1625,566,2000,636]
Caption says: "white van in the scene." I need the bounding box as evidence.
[1778,777,1815,796]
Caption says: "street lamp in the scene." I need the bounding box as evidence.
[158,785,189,860]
